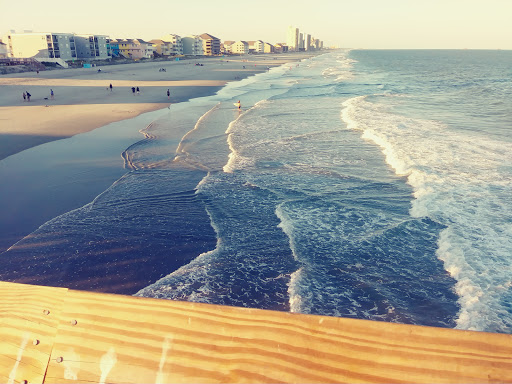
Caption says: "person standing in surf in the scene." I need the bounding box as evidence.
[236,100,241,110]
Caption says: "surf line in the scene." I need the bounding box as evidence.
[172,102,222,166]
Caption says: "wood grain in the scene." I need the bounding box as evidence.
[0,281,68,384]
[1,282,511,383]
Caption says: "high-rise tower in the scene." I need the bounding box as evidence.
[287,26,299,51]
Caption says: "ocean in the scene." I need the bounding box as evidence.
[2,50,511,333]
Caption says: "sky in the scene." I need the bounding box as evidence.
[1,0,511,49]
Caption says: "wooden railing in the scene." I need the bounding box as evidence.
[1,281,511,383]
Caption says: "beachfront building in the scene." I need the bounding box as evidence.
[305,34,312,51]
[160,34,183,56]
[6,32,77,61]
[229,41,249,55]
[150,39,174,56]
[74,34,111,60]
[299,33,305,51]
[287,26,299,51]
[199,33,221,56]
[263,42,275,53]
[182,35,204,56]
[116,39,134,58]
[108,39,120,57]
[117,39,154,60]
[222,41,235,53]
[136,39,154,59]
[248,40,265,53]
[0,41,8,58]
[274,43,288,53]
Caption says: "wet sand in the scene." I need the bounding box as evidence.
[0,53,312,160]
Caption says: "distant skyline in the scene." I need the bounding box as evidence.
[1,0,511,49]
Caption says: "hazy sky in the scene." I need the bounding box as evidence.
[1,0,511,49]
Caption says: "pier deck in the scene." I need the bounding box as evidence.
[1,281,511,383]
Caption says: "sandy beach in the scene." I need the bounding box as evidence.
[0,53,314,160]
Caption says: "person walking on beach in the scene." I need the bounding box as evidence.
[23,92,26,101]
[136,87,140,95]
[131,86,136,95]
[167,89,170,100]
[109,83,113,92]
[26,91,31,101]
[50,89,54,100]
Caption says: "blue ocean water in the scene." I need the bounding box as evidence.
[4,50,512,333]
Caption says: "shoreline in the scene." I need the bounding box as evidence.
[0,52,319,160]
[0,52,317,257]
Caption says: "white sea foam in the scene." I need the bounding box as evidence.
[322,51,356,82]
[288,267,306,313]
[276,203,310,313]
[223,100,268,174]
[341,94,512,332]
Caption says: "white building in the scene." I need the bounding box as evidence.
[182,35,204,55]
[230,41,249,55]
[0,41,8,58]
[249,40,264,53]
[74,34,111,60]
[286,26,299,51]
[263,42,274,53]
[6,32,77,61]
[160,34,183,55]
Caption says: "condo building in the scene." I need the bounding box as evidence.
[199,33,221,56]
[6,32,77,60]
[263,42,274,53]
[248,40,264,53]
[182,35,204,56]
[149,39,174,56]
[286,26,299,51]
[160,34,183,55]
[74,34,111,59]
[229,41,249,55]
[0,41,8,58]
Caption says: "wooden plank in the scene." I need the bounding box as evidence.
[43,288,512,384]
[0,282,67,384]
